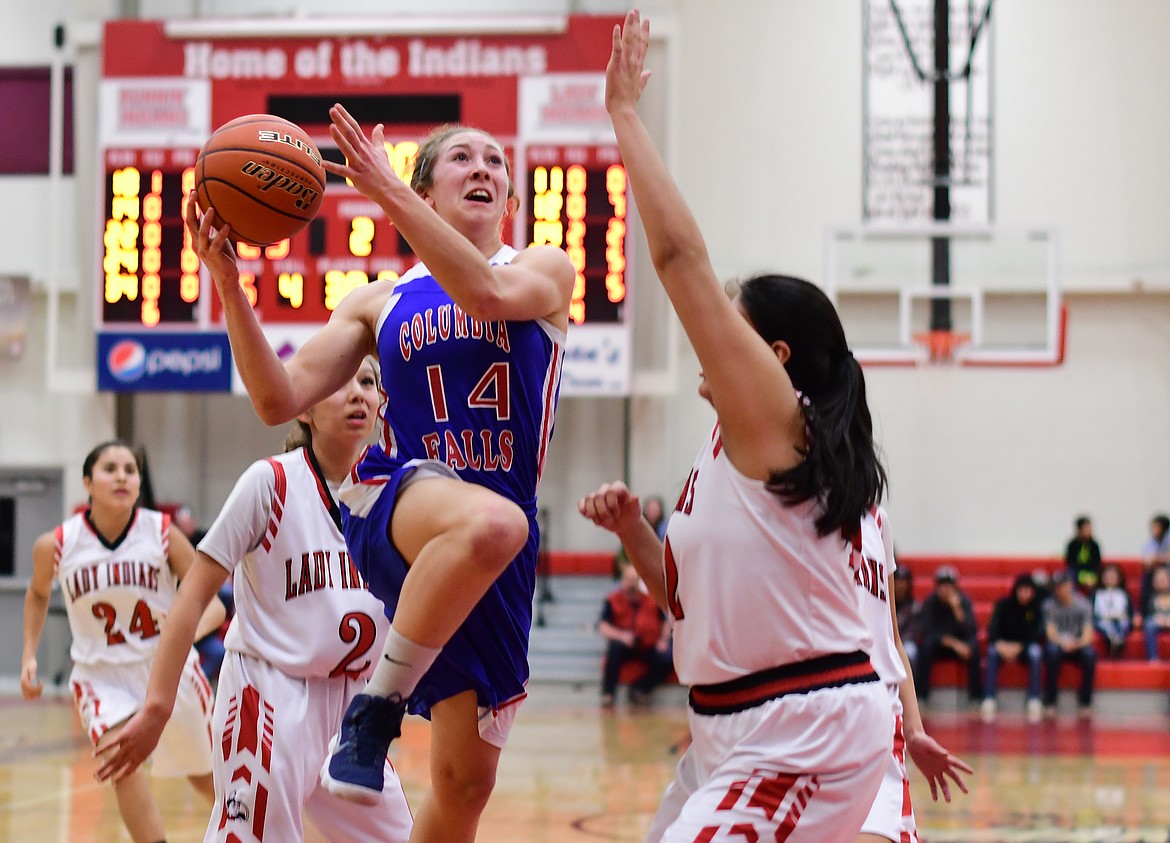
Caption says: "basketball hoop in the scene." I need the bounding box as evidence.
[912,330,971,363]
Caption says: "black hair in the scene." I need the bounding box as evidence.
[82,439,139,481]
[1012,572,1036,593]
[1075,515,1091,530]
[1153,515,1170,537]
[736,274,887,539]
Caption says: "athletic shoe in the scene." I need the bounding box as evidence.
[1026,698,1042,723]
[979,698,997,722]
[320,693,407,805]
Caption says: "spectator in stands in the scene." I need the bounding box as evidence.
[1093,562,1134,659]
[1042,570,1096,718]
[892,565,920,667]
[611,495,670,577]
[642,495,669,542]
[981,573,1044,722]
[597,564,673,707]
[1030,568,1053,606]
[1139,514,1170,609]
[912,566,982,705]
[1141,565,1170,662]
[1065,515,1101,593]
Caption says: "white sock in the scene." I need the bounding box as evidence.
[363,627,441,700]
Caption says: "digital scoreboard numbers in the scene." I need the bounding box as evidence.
[100,138,632,327]
[214,136,428,324]
[526,144,627,325]
[101,148,201,326]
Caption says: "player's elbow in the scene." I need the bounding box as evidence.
[250,394,297,427]
[457,284,511,322]
[650,239,708,281]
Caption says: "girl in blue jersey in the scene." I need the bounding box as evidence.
[185,106,574,843]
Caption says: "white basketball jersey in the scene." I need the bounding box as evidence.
[198,448,389,679]
[856,506,907,688]
[665,425,874,686]
[55,509,179,667]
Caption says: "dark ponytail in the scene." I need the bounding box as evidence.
[736,274,886,539]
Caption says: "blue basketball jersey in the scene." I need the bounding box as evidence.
[357,245,565,510]
[342,246,566,714]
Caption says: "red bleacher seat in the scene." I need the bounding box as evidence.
[548,552,1168,694]
[897,554,1167,694]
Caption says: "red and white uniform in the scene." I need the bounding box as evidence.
[856,507,919,843]
[197,448,411,843]
[646,425,891,843]
[57,508,213,776]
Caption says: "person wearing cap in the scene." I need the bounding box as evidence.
[891,566,920,667]
[911,566,982,705]
[1042,569,1096,718]
[981,574,1045,722]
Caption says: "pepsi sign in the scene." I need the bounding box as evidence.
[98,332,233,392]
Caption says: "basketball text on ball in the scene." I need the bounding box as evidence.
[239,161,321,211]
[257,130,324,167]
[194,113,326,246]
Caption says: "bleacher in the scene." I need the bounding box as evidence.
[534,553,1170,710]
[898,555,1170,704]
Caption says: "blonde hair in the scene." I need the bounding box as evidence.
[283,356,380,453]
[410,124,515,200]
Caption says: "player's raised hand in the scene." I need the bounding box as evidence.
[605,9,652,115]
[906,731,973,802]
[326,103,399,203]
[578,481,644,538]
[185,192,240,292]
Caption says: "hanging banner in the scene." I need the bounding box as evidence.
[863,0,993,224]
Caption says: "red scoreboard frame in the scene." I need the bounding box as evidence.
[98,17,629,338]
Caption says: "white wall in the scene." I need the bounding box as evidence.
[3,0,1170,561]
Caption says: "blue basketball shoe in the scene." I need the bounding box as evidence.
[320,692,408,805]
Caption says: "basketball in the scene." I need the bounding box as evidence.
[194,114,326,247]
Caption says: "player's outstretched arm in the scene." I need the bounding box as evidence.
[94,553,228,784]
[888,574,972,801]
[578,481,667,609]
[604,11,801,479]
[20,534,56,700]
[326,104,574,325]
[185,196,373,425]
[165,524,226,639]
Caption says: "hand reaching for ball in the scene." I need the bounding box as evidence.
[184,193,241,299]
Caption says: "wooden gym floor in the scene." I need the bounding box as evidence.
[2,685,1169,842]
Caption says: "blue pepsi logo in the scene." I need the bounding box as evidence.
[108,339,147,382]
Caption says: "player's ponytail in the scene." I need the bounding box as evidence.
[283,421,312,453]
[736,274,886,539]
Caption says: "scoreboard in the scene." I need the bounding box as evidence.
[99,17,632,394]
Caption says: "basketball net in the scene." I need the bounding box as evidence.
[912,330,971,364]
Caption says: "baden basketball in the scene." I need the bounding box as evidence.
[195,114,326,247]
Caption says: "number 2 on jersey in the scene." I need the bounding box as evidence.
[329,611,379,678]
